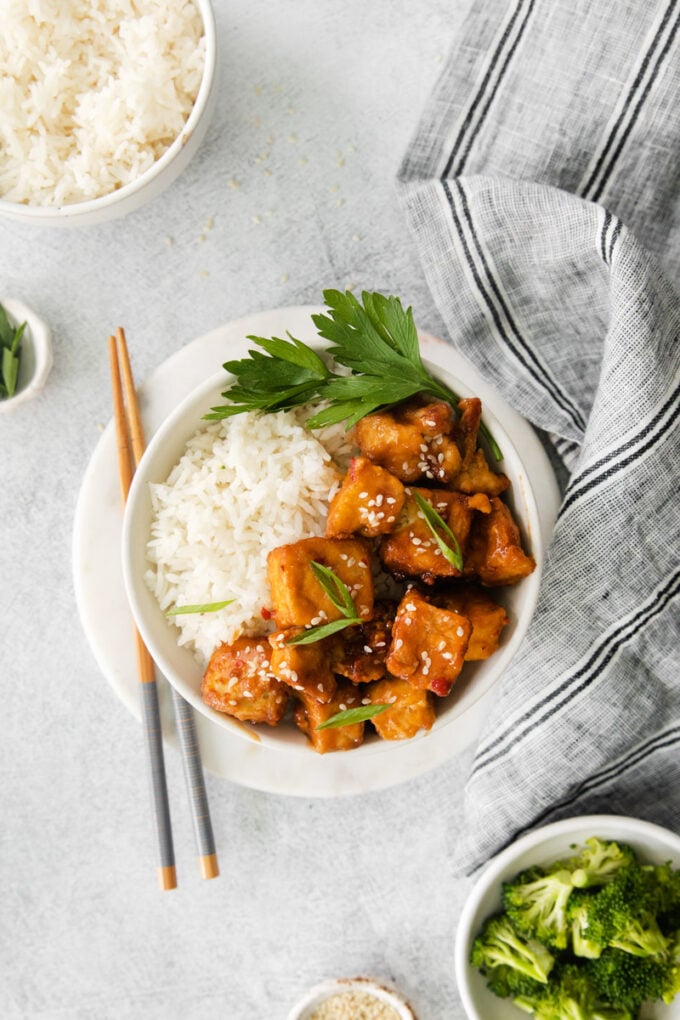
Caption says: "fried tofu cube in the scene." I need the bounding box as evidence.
[449,397,509,496]
[386,592,471,697]
[326,457,406,538]
[268,630,337,703]
[379,489,490,583]
[465,497,536,586]
[436,584,509,660]
[201,637,289,725]
[267,536,374,629]
[369,677,436,740]
[332,600,396,684]
[294,683,365,753]
[451,448,510,496]
[353,400,462,483]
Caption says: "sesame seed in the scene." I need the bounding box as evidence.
[363,645,373,654]
[359,491,368,498]
[405,603,417,612]
[456,626,465,637]
[339,703,347,711]
[394,638,403,650]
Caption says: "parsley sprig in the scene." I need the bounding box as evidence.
[286,561,362,645]
[414,492,464,571]
[0,304,26,399]
[206,290,501,459]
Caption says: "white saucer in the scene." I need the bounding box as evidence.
[72,305,560,797]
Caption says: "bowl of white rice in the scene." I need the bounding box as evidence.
[121,347,547,757]
[0,0,217,226]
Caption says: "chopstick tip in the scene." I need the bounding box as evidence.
[200,854,220,880]
[158,865,178,891]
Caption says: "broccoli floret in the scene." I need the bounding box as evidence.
[566,839,636,890]
[503,867,575,949]
[568,891,606,959]
[579,866,670,960]
[485,962,547,1000]
[587,948,667,1011]
[661,931,680,1005]
[650,862,680,933]
[512,963,607,1020]
[470,913,555,986]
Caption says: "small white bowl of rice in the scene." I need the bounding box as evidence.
[0,0,217,226]
[121,343,547,759]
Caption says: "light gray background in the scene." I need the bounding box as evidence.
[0,2,489,1017]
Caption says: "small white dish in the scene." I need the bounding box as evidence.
[0,299,53,412]
[455,814,680,1020]
[287,977,416,1019]
[0,0,217,227]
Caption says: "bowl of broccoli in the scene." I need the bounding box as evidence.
[455,815,680,1020]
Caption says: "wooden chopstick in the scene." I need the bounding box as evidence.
[111,329,219,884]
[110,334,177,891]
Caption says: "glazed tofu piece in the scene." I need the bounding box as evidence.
[268,630,337,703]
[267,536,374,629]
[369,677,436,740]
[379,488,490,583]
[353,400,462,483]
[465,497,536,586]
[332,600,396,684]
[449,397,509,496]
[326,457,405,538]
[201,637,289,725]
[294,683,365,753]
[386,592,471,697]
[436,584,509,660]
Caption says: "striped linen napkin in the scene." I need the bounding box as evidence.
[398,0,680,873]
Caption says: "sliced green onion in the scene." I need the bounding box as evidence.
[413,491,463,571]
[316,703,391,730]
[166,599,235,616]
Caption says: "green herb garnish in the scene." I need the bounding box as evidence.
[205,290,501,459]
[0,304,26,399]
[166,599,235,616]
[413,492,463,571]
[316,703,391,730]
[286,561,362,645]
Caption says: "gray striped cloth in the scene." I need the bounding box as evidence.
[398,0,680,873]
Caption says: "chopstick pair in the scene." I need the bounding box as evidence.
[109,327,219,890]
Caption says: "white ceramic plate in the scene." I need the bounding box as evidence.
[72,305,560,797]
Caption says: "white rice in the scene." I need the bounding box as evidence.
[145,411,354,665]
[0,0,205,206]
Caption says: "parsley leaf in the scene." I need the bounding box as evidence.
[207,290,502,459]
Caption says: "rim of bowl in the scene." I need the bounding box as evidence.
[286,977,416,1020]
[454,814,680,1020]
[122,353,544,757]
[0,0,217,221]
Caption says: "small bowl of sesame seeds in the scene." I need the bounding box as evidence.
[287,977,417,1020]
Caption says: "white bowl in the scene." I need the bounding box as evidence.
[122,344,545,757]
[287,977,416,1019]
[0,299,53,412]
[455,815,680,1020]
[0,0,217,227]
